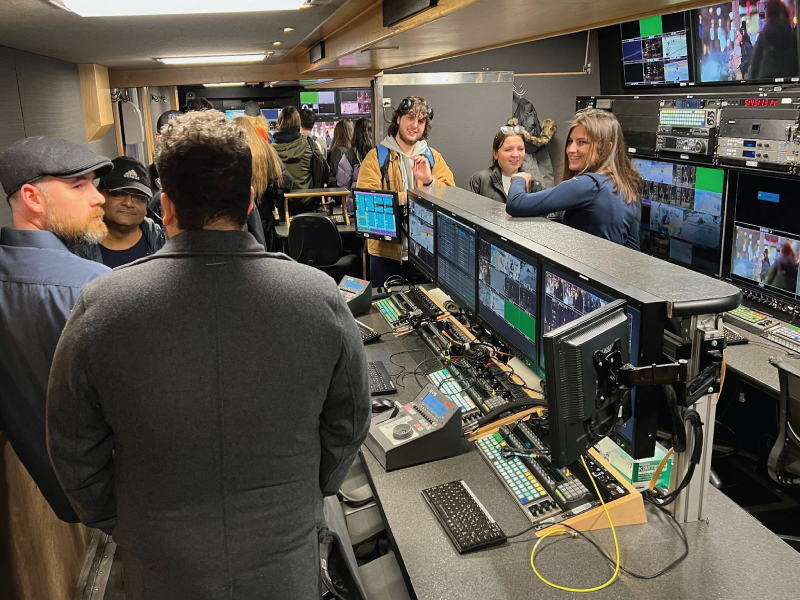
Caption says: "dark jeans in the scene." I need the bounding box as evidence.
[369,255,429,288]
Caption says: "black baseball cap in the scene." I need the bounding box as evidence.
[99,156,152,197]
[244,101,261,117]
[0,137,112,197]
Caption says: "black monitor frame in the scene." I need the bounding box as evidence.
[435,207,479,317]
[691,1,800,87]
[475,226,540,371]
[408,193,437,283]
[299,89,337,117]
[352,188,402,243]
[634,155,728,278]
[620,10,696,88]
[337,88,374,118]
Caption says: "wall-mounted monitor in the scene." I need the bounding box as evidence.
[634,158,726,276]
[225,109,245,119]
[729,172,800,305]
[697,1,799,83]
[436,210,477,314]
[408,194,436,282]
[311,120,337,147]
[300,90,337,116]
[339,89,373,115]
[477,230,539,369]
[621,12,693,85]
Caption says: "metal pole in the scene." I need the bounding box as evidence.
[672,314,721,523]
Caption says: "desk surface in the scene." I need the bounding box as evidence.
[359,308,800,600]
[723,322,790,395]
[274,221,356,238]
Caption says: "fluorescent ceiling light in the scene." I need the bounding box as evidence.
[158,54,266,65]
[203,82,246,87]
[60,0,306,17]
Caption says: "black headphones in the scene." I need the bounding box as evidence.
[398,97,434,121]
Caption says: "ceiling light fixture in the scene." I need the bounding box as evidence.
[203,82,246,88]
[273,41,282,46]
[56,0,306,17]
[157,54,266,65]
[283,27,295,33]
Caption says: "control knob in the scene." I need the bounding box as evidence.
[392,423,413,440]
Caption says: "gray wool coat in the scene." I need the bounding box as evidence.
[46,230,371,600]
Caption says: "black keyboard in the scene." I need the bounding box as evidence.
[357,321,381,344]
[368,361,396,396]
[422,480,507,554]
[723,325,749,346]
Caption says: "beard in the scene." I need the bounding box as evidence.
[44,198,107,246]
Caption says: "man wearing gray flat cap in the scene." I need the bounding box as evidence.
[0,136,113,521]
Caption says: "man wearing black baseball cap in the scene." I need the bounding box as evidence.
[73,156,166,268]
[0,136,112,521]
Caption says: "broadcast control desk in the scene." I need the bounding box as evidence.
[359,307,800,600]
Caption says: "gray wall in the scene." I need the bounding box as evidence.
[0,46,118,228]
[381,79,512,188]
[389,32,601,178]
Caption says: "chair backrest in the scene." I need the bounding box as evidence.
[287,213,344,267]
[768,356,800,487]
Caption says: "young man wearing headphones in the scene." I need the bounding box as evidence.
[356,96,454,286]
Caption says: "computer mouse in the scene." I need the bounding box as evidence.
[372,397,396,413]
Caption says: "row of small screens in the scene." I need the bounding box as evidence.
[352,190,642,379]
[621,1,799,86]
[223,90,372,121]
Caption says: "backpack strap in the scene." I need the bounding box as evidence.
[376,144,436,188]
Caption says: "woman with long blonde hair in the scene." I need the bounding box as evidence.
[506,108,642,249]
[234,117,293,250]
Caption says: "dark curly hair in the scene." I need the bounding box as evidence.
[387,96,432,140]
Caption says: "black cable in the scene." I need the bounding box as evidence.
[505,524,538,540]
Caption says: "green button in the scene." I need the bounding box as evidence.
[493,433,503,442]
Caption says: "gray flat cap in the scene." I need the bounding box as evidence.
[0,136,113,197]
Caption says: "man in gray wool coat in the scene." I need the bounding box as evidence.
[46,110,372,600]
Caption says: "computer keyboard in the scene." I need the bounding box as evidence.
[357,321,381,344]
[368,361,396,396]
[723,325,748,346]
[422,480,507,554]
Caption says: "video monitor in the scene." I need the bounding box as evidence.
[477,230,539,368]
[697,1,799,83]
[311,120,337,148]
[729,172,800,304]
[539,263,642,447]
[353,188,401,243]
[225,109,245,119]
[621,12,693,85]
[300,91,337,116]
[261,108,281,121]
[339,89,373,115]
[408,195,436,282]
[436,210,477,313]
[633,158,725,276]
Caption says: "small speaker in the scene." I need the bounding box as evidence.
[309,41,325,64]
[383,0,438,27]
[186,91,196,100]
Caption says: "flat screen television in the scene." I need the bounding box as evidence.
[339,89,373,115]
[621,11,693,85]
[697,1,799,83]
[300,90,337,116]
[311,120,337,147]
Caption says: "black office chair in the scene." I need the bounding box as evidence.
[768,357,800,488]
[288,213,359,281]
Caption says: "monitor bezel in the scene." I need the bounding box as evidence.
[435,207,479,316]
[475,226,541,371]
[352,188,402,244]
[620,10,697,89]
[299,90,338,117]
[635,155,728,278]
[337,88,373,117]
[407,192,437,283]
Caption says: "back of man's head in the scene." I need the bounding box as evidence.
[299,107,316,131]
[155,111,252,230]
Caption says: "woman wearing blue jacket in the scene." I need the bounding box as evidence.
[506,108,642,250]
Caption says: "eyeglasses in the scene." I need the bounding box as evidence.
[107,189,150,205]
[500,125,525,135]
